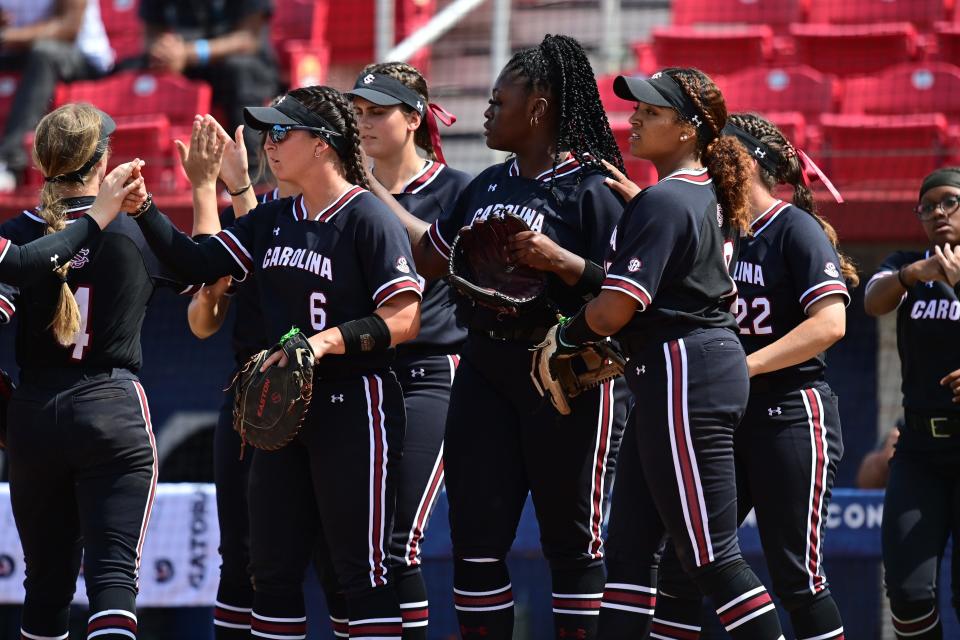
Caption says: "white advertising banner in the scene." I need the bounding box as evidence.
[0,483,220,607]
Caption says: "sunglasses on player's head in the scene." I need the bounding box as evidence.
[268,124,341,144]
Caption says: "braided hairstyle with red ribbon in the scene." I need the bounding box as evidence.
[359,61,455,165]
[729,112,859,287]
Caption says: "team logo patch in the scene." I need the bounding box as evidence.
[70,247,90,269]
[396,256,411,273]
[628,258,642,272]
[651,72,663,80]
[824,262,840,278]
[363,74,376,85]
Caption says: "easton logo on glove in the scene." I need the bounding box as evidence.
[447,212,547,316]
[231,327,314,455]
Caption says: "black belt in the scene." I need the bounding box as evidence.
[905,412,960,438]
[475,326,549,344]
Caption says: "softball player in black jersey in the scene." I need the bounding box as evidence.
[370,35,630,640]
[865,167,960,640]
[346,61,470,640]
[175,113,284,639]
[637,114,856,640]
[0,103,188,640]
[130,86,423,640]
[554,69,784,640]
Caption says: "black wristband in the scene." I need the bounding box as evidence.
[228,183,252,197]
[573,259,606,300]
[338,314,392,354]
[559,308,605,347]
[897,265,910,289]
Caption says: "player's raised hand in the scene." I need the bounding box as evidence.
[207,115,251,193]
[903,254,950,286]
[601,159,642,202]
[175,116,225,189]
[934,243,960,287]
[88,159,146,227]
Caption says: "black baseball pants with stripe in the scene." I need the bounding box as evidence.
[444,335,628,640]
[647,383,845,640]
[320,354,458,640]
[598,328,783,640]
[247,370,405,640]
[7,368,157,640]
[882,430,960,639]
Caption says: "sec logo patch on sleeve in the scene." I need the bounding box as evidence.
[824,262,840,278]
[396,256,411,273]
[628,258,642,272]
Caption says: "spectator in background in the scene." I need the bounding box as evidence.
[855,422,901,489]
[136,0,278,175]
[0,0,114,192]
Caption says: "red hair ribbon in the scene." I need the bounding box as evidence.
[798,149,844,204]
[425,102,456,166]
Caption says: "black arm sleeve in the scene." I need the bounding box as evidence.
[134,203,251,283]
[0,215,101,287]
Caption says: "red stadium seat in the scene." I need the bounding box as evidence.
[327,0,435,73]
[608,118,657,187]
[672,0,802,30]
[763,111,809,150]
[790,22,918,76]
[842,62,960,121]
[54,71,211,124]
[271,0,329,83]
[597,73,634,116]
[818,113,949,186]
[99,0,143,62]
[639,25,773,76]
[807,0,945,28]
[935,24,960,66]
[717,66,838,122]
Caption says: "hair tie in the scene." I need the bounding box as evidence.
[425,103,456,165]
[798,149,843,204]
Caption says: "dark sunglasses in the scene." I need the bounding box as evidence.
[915,195,960,221]
[268,124,341,144]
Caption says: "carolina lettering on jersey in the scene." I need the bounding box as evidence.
[261,245,333,279]
[604,167,738,351]
[392,161,471,354]
[134,186,423,377]
[0,197,194,371]
[733,200,850,391]
[869,249,960,412]
[428,156,625,332]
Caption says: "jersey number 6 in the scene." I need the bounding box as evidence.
[309,291,327,331]
[735,296,773,336]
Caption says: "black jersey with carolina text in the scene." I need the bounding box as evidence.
[135,187,423,378]
[394,160,470,354]
[603,168,738,351]
[733,200,850,390]
[0,197,195,372]
[870,250,960,412]
[427,156,624,333]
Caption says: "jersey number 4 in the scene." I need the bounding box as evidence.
[70,285,93,361]
[735,296,773,335]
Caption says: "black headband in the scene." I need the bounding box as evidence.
[920,168,960,201]
[44,109,116,184]
[722,123,783,176]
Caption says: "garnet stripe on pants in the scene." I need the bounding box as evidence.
[663,340,713,567]
[801,387,829,595]
[364,375,389,587]
[601,582,656,614]
[405,445,444,566]
[131,381,158,588]
[587,381,615,558]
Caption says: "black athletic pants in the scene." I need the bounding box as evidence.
[7,368,157,640]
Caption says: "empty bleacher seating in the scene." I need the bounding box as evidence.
[672,0,803,30]
[790,22,918,76]
[842,62,960,121]
[717,66,838,123]
[807,0,946,29]
[637,25,774,76]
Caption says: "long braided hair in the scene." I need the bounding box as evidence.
[503,34,625,177]
[360,61,437,161]
[287,86,369,189]
[730,113,859,287]
[663,67,753,235]
[33,103,106,346]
